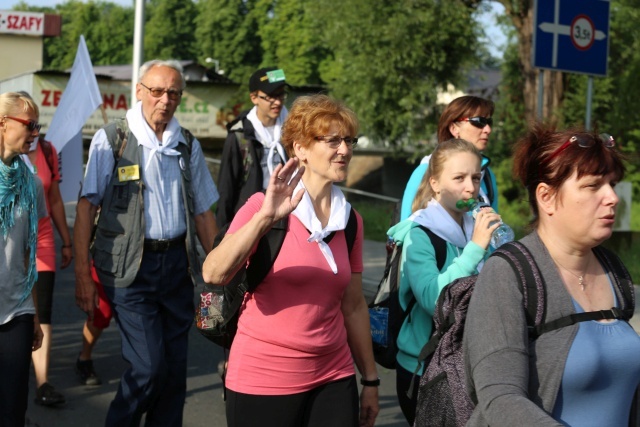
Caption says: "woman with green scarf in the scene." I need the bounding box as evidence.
[0,91,47,426]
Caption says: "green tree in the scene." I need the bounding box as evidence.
[144,0,198,60]
[257,0,327,86]
[310,0,484,146]
[14,0,134,70]
[194,0,264,87]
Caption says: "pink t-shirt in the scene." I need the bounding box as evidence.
[225,192,364,395]
[32,142,60,272]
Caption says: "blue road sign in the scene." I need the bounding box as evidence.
[533,0,610,76]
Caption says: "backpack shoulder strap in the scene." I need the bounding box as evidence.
[491,242,547,335]
[345,208,358,255]
[416,225,447,271]
[181,127,195,153]
[482,168,495,206]
[593,245,635,315]
[234,129,252,184]
[493,242,633,340]
[104,118,130,162]
[39,139,56,178]
[245,216,289,292]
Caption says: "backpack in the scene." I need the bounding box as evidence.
[368,225,447,369]
[412,241,634,427]
[196,208,359,349]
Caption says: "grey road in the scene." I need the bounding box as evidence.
[24,204,407,427]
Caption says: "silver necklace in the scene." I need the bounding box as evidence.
[553,258,588,291]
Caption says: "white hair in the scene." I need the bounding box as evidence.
[138,59,186,89]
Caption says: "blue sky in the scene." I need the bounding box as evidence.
[12,0,508,59]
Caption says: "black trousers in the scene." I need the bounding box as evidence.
[226,375,359,427]
[396,364,419,425]
[0,314,34,427]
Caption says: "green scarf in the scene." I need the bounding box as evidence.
[0,156,38,302]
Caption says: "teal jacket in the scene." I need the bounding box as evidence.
[388,216,487,375]
[400,155,498,220]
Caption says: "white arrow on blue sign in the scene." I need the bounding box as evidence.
[533,0,610,76]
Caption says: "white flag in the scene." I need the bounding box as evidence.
[46,35,102,202]
[46,35,102,152]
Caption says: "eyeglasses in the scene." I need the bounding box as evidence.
[3,115,41,132]
[257,92,288,103]
[543,133,616,165]
[139,82,182,100]
[314,135,358,149]
[457,116,493,129]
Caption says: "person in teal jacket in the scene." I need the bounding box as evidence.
[388,139,502,425]
[400,96,498,220]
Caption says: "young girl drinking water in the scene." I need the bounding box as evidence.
[388,139,502,424]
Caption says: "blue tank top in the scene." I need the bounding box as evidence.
[552,287,640,426]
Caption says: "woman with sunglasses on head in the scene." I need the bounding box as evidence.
[400,95,497,220]
[203,94,379,427]
[463,124,640,426]
[0,92,47,426]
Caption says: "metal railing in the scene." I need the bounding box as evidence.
[205,155,400,204]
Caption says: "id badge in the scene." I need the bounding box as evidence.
[117,165,140,182]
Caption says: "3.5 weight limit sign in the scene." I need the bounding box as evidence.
[533,0,610,76]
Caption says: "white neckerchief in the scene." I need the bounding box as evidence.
[247,105,288,177]
[126,101,182,171]
[410,199,475,251]
[291,179,351,274]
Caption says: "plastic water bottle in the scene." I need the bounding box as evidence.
[457,198,515,248]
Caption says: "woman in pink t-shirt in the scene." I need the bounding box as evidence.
[204,94,379,427]
[23,137,72,407]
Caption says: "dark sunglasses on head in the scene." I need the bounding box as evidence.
[3,115,41,132]
[457,116,493,129]
[543,133,616,165]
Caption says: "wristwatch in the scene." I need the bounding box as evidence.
[360,377,381,387]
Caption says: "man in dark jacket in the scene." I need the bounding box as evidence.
[215,67,289,231]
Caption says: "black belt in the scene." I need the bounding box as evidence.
[144,234,186,252]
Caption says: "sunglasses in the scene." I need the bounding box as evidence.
[3,115,41,132]
[543,133,615,165]
[457,116,493,129]
[314,135,358,149]
[139,82,182,100]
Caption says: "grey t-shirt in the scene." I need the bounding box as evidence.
[0,176,47,324]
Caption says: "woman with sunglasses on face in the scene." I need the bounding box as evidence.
[0,92,47,426]
[463,124,640,426]
[400,95,497,220]
[203,95,379,427]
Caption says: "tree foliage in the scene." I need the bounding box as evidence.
[308,0,483,146]
[145,0,197,60]
[13,0,134,69]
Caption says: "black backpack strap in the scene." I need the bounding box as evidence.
[493,242,634,340]
[416,226,447,271]
[491,242,547,336]
[245,216,289,291]
[104,118,130,163]
[234,129,253,184]
[593,245,635,316]
[345,208,357,255]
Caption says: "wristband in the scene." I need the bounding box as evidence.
[61,244,72,249]
[360,377,380,387]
